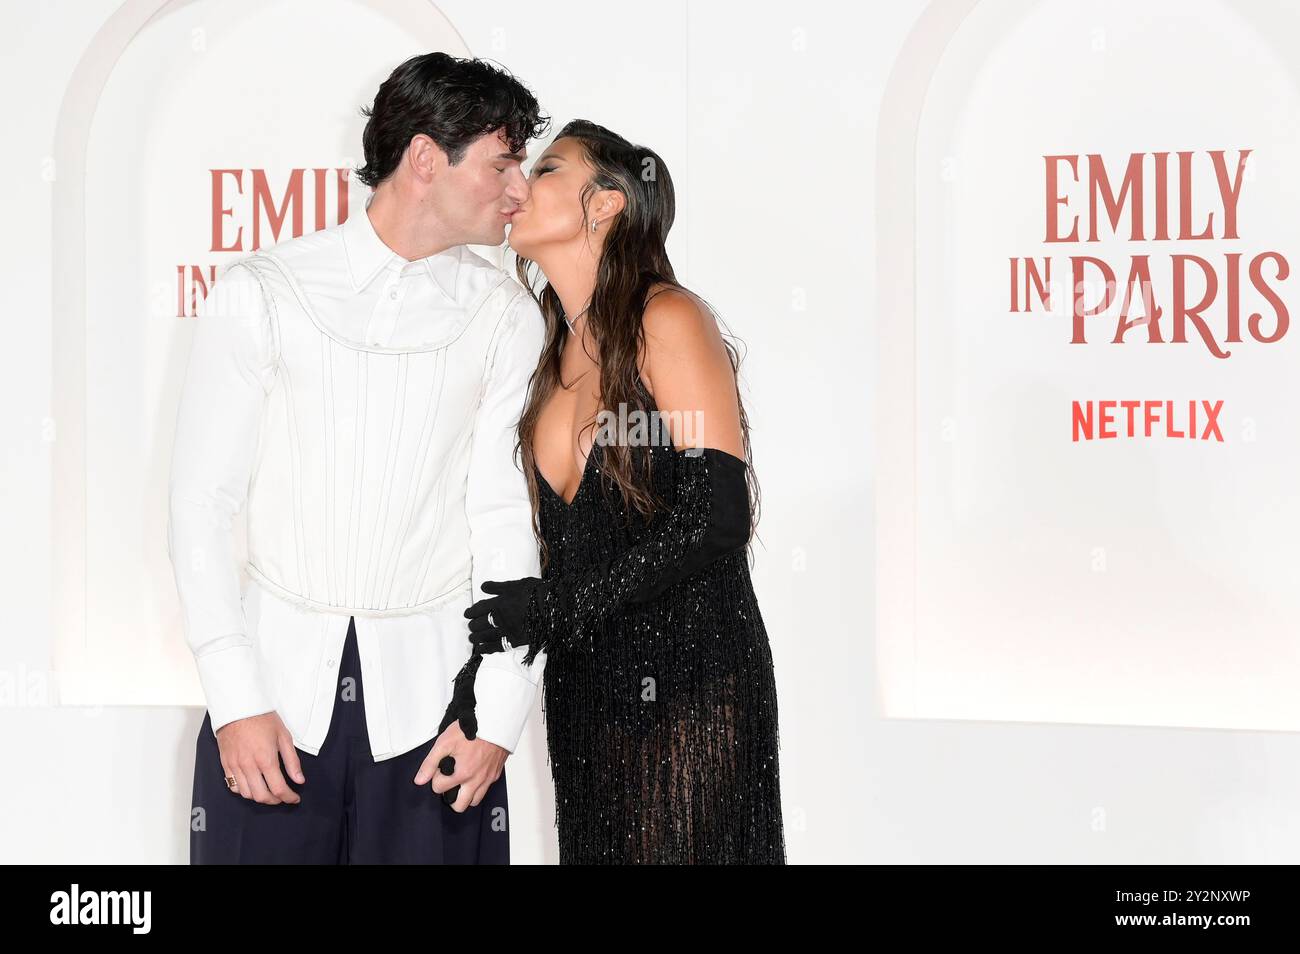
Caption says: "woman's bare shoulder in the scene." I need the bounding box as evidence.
[641,284,721,356]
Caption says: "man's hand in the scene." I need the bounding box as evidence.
[214,711,306,805]
[416,718,507,813]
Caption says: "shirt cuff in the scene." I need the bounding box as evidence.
[195,643,274,735]
[472,664,540,754]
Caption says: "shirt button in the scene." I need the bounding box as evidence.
[325,658,336,668]
[389,288,398,300]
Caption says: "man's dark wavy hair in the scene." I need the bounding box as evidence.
[354,53,550,187]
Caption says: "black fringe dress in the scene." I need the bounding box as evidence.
[520,388,786,864]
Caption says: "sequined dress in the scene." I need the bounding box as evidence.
[528,385,786,864]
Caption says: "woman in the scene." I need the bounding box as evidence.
[445,119,785,864]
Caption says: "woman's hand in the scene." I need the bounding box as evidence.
[464,577,544,654]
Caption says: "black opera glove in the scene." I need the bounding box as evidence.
[437,653,481,741]
[464,576,546,656]
[465,447,751,666]
[433,653,482,806]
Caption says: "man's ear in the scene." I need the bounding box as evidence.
[406,133,445,183]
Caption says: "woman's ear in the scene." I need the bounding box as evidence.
[592,188,626,222]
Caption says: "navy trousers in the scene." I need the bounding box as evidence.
[190,616,509,864]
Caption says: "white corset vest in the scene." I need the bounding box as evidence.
[235,245,526,617]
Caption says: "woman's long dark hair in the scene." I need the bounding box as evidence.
[513,119,760,572]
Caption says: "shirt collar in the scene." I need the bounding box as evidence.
[343,194,461,301]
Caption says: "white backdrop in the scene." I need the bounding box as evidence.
[880,0,1300,731]
[4,0,1300,864]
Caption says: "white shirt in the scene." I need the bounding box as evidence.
[167,196,548,761]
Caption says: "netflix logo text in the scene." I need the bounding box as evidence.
[1072,399,1225,442]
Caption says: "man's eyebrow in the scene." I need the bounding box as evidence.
[497,150,527,162]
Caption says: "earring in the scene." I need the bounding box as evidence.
[590,219,599,232]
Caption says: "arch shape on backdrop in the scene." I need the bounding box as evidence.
[876,0,1300,730]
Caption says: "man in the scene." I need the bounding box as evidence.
[168,53,550,863]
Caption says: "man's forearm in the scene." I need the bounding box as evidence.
[167,262,277,732]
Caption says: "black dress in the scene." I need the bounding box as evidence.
[525,382,786,864]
